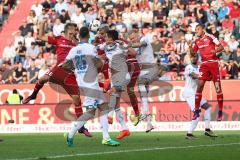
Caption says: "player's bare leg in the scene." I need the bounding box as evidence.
[22,75,49,104]
[214,81,224,121]
[193,80,205,120]
[138,84,154,132]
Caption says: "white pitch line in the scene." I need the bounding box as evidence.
[6,142,240,160]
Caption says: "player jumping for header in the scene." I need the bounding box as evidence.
[188,24,224,121]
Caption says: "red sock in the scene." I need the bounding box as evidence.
[74,104,83,118]
[127,87,139,116]
[33,81,44,96]
[217,93,223,111]
[195,92,202,111]
[102,62,109,79]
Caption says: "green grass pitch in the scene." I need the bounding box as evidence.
[0,131,240,160]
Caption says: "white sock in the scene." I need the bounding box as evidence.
[188,117,199,134]
[115,108,128,130]
[68,112,93,138]
[100,111,110,140]
[108,110,114,118]
[204,107,211,129]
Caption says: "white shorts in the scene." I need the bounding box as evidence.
[185,96,207,112]
[79,83,105,109]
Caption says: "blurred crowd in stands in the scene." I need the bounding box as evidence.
[0,0,17,30]
[0,0,240,84]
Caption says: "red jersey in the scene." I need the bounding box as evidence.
[48,36,76,65]
[193,33,220,62]
[94,35,106,45]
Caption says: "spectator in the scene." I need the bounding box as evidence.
[222,15,234,30]
[219,46,232,63]
[24,32,35,48]
[167,50,184,76]
[228,35,239,52]
[26,42,40,60]
[35,53,45,69]
[130,6,142,28]
[151,35,163,55]
[27,10,38,25]
[122,7,131,30]
[104,0,115,17]
[53,18,64,36]
[27,61,39,84]
[168,3,184,24]
[19,20,33,37]
[12,30,24,48]
[228,59,239,79]
[218,2,230,22]
[23,56,32,70]
[54,0,68,14]
[71,8,85,28]
[175,36,188,59]
[115,16,127,33]
[15,41,26,64]
[46,53,57,67]
[13,62,27,83]
[84,7,97,25]
[2,41,16,65]
[38,63,49,79]
[229,2,240,25]
[172,25,184,43]
[78,0,91,13]
[31,0,43,17]
[6,89,23,104]
[68,0,78,16]
[59,9,70,24]
[141,7,153,27]
[145,26,155,43]
[41,0,52,11]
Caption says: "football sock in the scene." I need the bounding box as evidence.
[116,108,128,130]
[68,112,94,138]
[188,117,199,134]
[195,92,202,111]
[204,107,211,129]
[217,93,223,111]
[100,110,110,140]
[32,81,44,96]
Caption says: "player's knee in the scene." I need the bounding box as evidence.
[39,75,49,83]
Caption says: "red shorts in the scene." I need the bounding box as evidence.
[45,66,80,95]
[127,59,141,87]
[198,61,220,82]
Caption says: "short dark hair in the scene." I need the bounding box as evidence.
[64,23,77,32]
[79,26,89,39]
[107,30,119,41]
[196,24,204,29]
[13,89,18,94]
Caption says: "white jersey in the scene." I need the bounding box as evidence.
[66,42,99,89]
[103,42,128,72]
[137,36,155,64]
[183,64,199,98]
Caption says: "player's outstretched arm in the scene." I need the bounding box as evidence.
[187,41,196,57]
[130,41,147,48]
[38,20,49,42]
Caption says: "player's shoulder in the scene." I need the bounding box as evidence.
[205,32,217,40]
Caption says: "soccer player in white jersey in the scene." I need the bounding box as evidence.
[128,31,159,132]
[102,30,137,139]
[183,54,217,139]
[60,27,119,147]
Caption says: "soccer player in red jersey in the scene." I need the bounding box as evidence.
[188,24,224,121]
[22,20,92,137]
[94,26,111,92]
